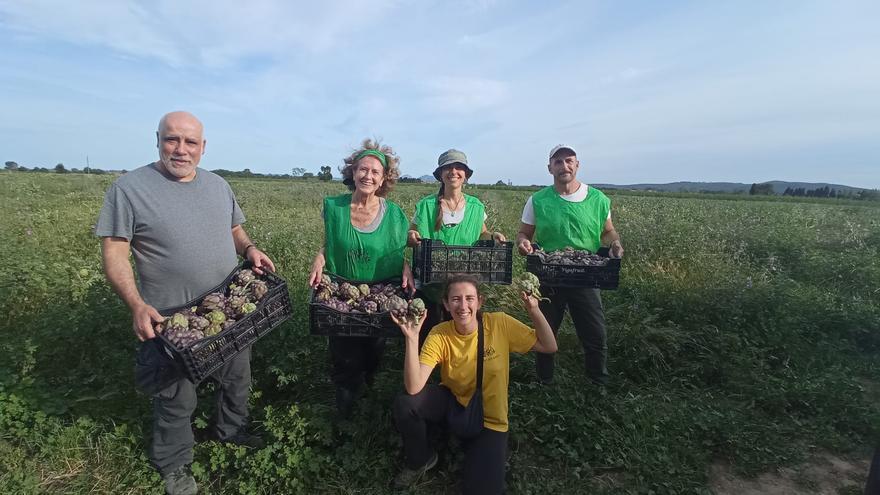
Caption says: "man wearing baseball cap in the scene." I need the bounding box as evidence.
[515,144,624,386]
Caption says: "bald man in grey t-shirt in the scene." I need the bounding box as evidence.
[96,111,275,495]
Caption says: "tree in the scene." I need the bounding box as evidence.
[319,165,332,181]
[291,167,306,177]
[495,180,506,186]
[858,189,880,201]
[749,183,774,195]
[4,161,18,171]
[54,163,67,174]
[302,172,315,179]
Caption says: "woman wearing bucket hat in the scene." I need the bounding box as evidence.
[407,149,506,346]
[308,138,414,418]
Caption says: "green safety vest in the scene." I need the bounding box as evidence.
[532,185,610,253]
[323,193,408,282]
[413,193,485,244]
[413,193,487,301]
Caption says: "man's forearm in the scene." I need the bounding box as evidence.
[601,229,620,245]
[102,244,143,310]
[231,225,255,256]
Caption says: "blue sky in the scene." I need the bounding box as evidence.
[1,0,878,188]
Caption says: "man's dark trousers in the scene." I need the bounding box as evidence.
[535,286,608,384]
[147,347,251,476]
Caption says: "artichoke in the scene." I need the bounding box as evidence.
[251,280,269,301]
[164,313,189,333]
[316,288,332,302]
[408,298,426,319]
[235,268,256,285]
[383,295,408,319]
[206,310,226,325]
[204,323,222,337]
[361,300,378,314]
[200,292,226,313]
[373,293,389,308]
[188,315,210,332]
[320,274,333,288]
[358,284,370,297]
[228,295,247,313]
[339,282,360,302]
[163,312,206,348]
[240,302,257,315]
[516,272,547,301]
[228,283,250,298]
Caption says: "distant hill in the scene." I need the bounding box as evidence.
[593,181,869,194]
[419,175,437,183]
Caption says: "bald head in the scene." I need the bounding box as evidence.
[158,111,204,136]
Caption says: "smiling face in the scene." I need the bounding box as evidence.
[352,155,386,196]
[548,149,579,186]
[440,163,468,189]
[155,112,205,181]
[442,280,483,331]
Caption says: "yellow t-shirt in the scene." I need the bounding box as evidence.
[419,312,538,432]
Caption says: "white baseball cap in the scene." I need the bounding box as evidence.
[549,144,577,159]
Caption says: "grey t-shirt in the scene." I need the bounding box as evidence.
[96,163,245,310]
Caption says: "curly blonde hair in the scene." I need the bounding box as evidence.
[340,138,401,197]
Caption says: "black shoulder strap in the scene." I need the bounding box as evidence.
[475,312,484,390]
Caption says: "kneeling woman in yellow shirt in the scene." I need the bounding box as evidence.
[391,274,557,494]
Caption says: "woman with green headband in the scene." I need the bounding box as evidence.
[308,138,414,418]
[407,149,506,347]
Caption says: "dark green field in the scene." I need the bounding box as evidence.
[1,173,878,494]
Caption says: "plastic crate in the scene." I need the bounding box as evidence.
[412,239,513,286]
[525,246,621,289]
[156,261,293,383]
[309,275,404,338]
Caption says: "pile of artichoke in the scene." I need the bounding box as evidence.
[158,268,269,349]
[427,246,509,281]
[314,274,426,323]
[533,247,609,266]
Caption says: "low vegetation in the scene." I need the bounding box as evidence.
[1,173,878,493]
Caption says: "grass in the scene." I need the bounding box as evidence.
[1,172,878,494]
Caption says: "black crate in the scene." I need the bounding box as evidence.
[412,239,513,286]
[156,262,293,383]
[525,247,621,289]
[309,275,403,338]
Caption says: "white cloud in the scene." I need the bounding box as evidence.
[0,0,399,67]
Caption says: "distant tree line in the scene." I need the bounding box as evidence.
[4,161,340,180]
[5,161,110,174]
[749,182,879,201]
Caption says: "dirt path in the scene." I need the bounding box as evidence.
[709,452,870,494]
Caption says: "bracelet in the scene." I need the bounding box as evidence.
[242,244,255,256]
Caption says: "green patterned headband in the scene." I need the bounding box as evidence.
[355,149,388,169]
